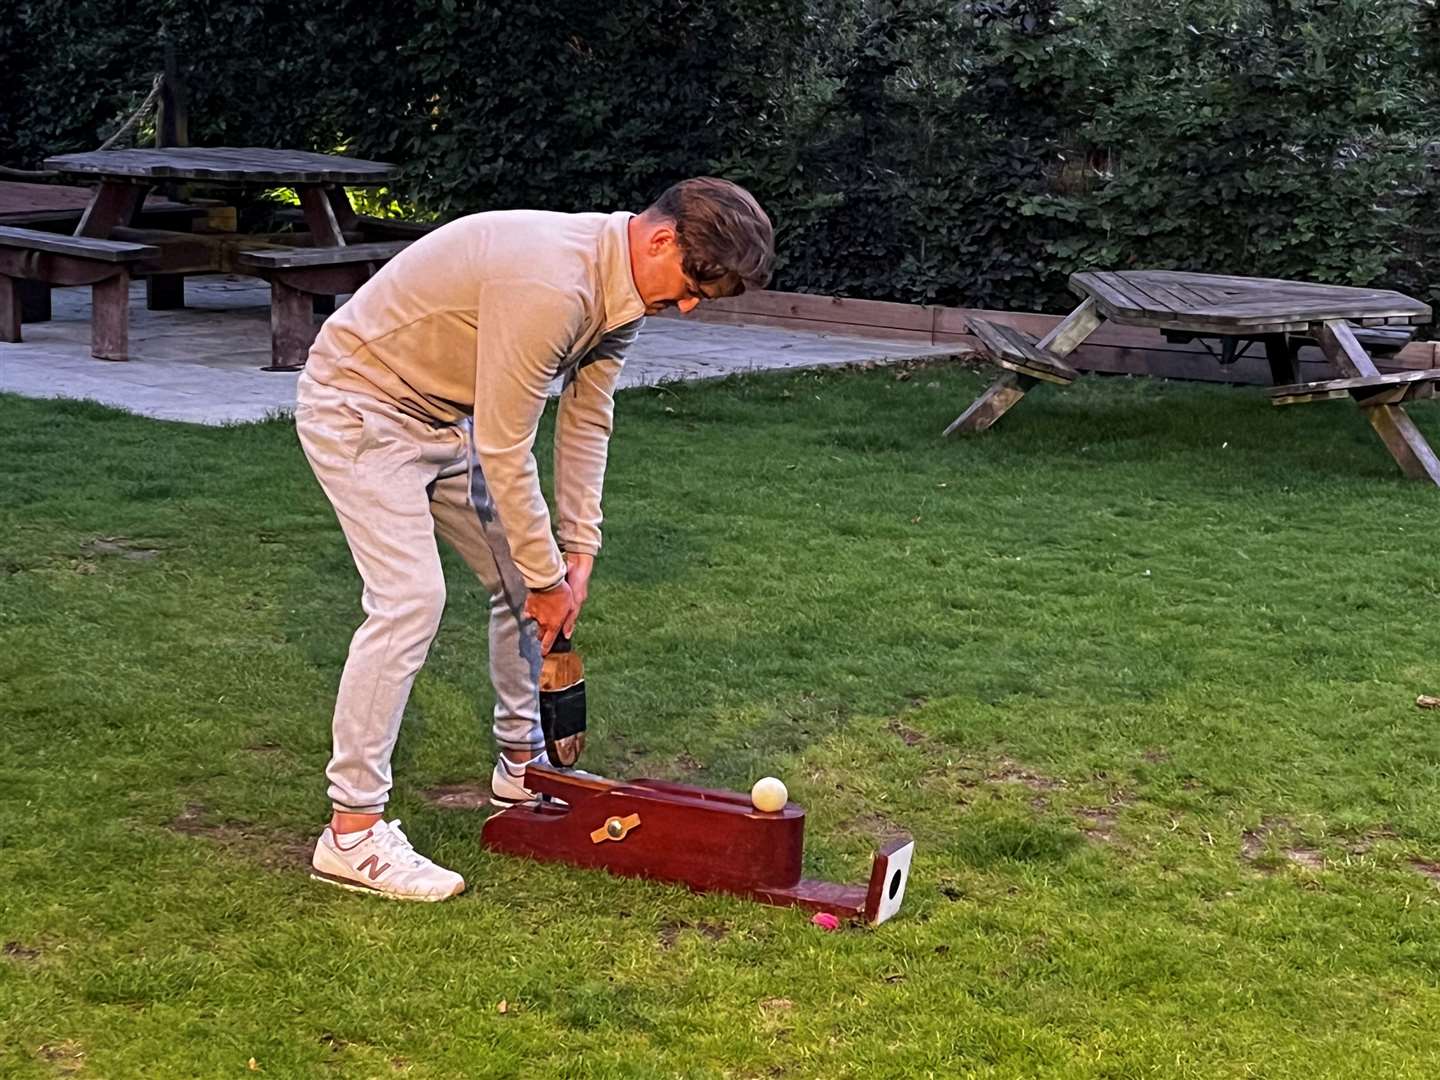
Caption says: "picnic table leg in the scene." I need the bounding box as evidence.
[1035,297,1103,357]
[263,279,318,372]
[90,271,132,361]
[1359,408,1440,484]
[75,181,150,238]
[943,298,1104,436]
[943,372,1039,435]
[0,276,19,343]
[1263,334,1299,385]
[1318,319,1440,486]
[298,185,346,248]
[326,185,360,232]
[297,184,354,314]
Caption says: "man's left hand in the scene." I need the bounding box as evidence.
[563,552,595,636]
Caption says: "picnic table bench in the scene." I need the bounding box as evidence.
[236,241,411,370]
[0,227,158,360]
[947,269,1440,486]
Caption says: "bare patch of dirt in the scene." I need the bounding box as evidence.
[1240,831,1270,866]
[673,751,705,775]
[886,718,928,747]
[36,1040,85,1073]
[1239,817,1291,867]
[1240,817,1326,873]
[167,802,313,872]
[847,811,908,842]
[421,783,492,811]
[760,998,794,1012]
[4,941,40,962]
[1075,806,1118,843]
[1141,747,1170,764]
[1283,848,1325,870]
[1408,859,1440,884]
[989,757,1065,792]
[80,536,160,561]
[168,802,213,835]
[1344,827,1399,856]
[659,919,728,949]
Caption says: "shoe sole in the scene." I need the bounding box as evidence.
[489,793,569,810]
[309,868,463,902]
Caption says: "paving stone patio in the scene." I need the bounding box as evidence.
[0,276,958,425]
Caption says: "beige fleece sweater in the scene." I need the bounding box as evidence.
[305,209,646,591]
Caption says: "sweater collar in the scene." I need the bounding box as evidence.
[599,211,646,331]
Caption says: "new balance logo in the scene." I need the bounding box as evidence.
[356,855,391,881]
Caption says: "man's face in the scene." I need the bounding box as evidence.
[643,242,716,316]
[632,221,727,315]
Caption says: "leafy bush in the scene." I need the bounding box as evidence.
[4,0,1437,315]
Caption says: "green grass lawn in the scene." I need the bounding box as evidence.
[3,364,1440,1079]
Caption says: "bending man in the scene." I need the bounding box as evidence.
[297,177,774,901]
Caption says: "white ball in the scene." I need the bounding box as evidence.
[750,776,788,812]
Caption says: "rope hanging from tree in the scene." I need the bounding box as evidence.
[98,73,166,151]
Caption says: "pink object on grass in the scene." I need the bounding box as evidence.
[811,912,841,931]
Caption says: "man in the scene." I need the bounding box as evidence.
[296,177,774,901]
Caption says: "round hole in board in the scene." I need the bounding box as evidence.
[888,868,903,900]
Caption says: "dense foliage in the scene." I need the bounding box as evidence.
[4,0,1437,313]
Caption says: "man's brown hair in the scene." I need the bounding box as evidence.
[646,177,774,297]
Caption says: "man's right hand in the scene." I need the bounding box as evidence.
[525,579,578,654]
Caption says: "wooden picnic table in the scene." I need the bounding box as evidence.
[946,269,1440,485]
[10,147,421,367]
[42,146,396,248]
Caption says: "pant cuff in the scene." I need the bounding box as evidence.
[331,800,386,815]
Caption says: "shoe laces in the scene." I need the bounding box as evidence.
[371,820,428,870]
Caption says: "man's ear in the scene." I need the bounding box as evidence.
[646,223,679,256]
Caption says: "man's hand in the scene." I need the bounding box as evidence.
[525,579,577,654]
[563,552,595,629]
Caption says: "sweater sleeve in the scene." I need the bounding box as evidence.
[553,318,641,556]
[472,280,587,591]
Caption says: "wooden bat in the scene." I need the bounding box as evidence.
[539,632,586,766]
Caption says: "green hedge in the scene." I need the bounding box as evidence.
[5,0,1437,315]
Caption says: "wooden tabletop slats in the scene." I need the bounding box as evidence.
[42,148,396,186]
[1070,270,1430,333]
[966,316,1079,385]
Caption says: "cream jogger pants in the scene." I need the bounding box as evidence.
[294,371,544,813]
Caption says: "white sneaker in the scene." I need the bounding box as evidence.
[490,751,607,808]
[491,751,554,807]
[310,819,465,902]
